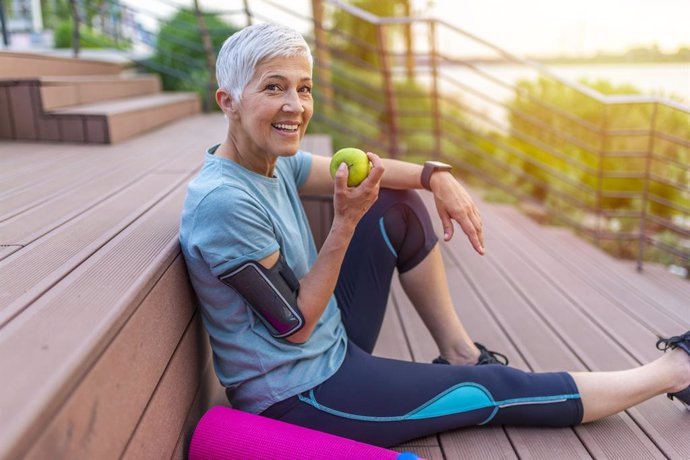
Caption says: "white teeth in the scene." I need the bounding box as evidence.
[273,123,299,131]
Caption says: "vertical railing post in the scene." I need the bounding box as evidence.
[376,22,399,158]
[193,0,217,112]
[636,102,657,272]
[595,103,609,247]
[311,0,334,118]
[69,0,80,57]
[243,0,253,27]
[428,20,441,160]
[0,0,10,47]
[402,2,414,82]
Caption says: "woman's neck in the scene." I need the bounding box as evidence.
[216,138,276,178]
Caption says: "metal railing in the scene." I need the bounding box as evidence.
[307,0,689,274]
[62,0,689,273]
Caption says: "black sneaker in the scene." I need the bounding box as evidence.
[656,331,690,409]
[432,342,509,366]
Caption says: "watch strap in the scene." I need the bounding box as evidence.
[421,161,452,191]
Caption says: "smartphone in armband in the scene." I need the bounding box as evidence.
[219,258,304,339]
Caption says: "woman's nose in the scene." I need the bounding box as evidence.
[282,91,304,113]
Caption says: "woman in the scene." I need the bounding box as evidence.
[179,23,690,447]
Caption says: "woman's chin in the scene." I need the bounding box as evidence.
[272,145,300,157]
[274,139,303,156]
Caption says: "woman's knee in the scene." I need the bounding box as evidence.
[378,189,437,273]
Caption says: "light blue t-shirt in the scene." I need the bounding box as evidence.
[179,145,347,413]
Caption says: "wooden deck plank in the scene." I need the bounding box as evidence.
[121,313,208,460]
[0,115,222,320]
[373,296,414,361]
[24,256,197,460]
[485,214,690,459]
[0,245,21,260]
[407,194,663,458]
[642,265,690,301]
[0,147,85,191]
[0,143,200,243]
[424,191,688,458]
[170,356,227,460]
[0,156,102,219]
[481,204,687,345]
[439,426,519,460]
[448,232,671,459]
[441,254,668,459]
[0,184,190,459]
[0,172,189,326]
[0,142,83,166]
[393,260,594,459]
[491,205,689,325]
[2,165,178,242]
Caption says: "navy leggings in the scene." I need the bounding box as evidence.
[262,189,583,447]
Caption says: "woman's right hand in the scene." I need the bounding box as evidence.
[332,152,385,229]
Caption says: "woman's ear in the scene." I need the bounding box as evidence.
[215,89,237,118]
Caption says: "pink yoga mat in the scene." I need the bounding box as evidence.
[189,406,423,460]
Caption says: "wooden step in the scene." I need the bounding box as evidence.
[40,74,161,110]
[0,80,200,144]
[0,115,224,459]
[50,93,201,143]
[0,50,125,79]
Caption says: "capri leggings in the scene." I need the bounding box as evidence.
[261,189,583,447]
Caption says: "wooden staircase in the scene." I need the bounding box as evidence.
[0,51,200,144]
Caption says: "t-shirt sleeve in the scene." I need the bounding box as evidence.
[190,185,279,277]
[283,149,313,189]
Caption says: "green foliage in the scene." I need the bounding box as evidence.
[502,76,689,266]
[505,77,689,218]
[40,0,71,29]
[329,0,411,68]
[54,20,129,49]
[145,9,238,108]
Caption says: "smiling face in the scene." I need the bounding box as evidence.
[222,55,313,168]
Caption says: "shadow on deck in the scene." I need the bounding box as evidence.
[0,113,688,459]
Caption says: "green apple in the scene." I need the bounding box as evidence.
[329,147,371,187]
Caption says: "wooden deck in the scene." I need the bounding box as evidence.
[1,113,689,459]
[376,194,690,459]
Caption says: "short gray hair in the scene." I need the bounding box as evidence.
[216,23,313,102]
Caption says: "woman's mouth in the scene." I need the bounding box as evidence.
[272,122,300,132]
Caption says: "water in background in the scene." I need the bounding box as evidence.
[434,62,690,130]
[500,63,689,103]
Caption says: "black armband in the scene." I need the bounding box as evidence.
[219,255,304,338]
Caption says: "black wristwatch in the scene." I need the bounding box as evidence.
[421,161,452,191]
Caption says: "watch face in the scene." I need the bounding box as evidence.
[427,161,451,169]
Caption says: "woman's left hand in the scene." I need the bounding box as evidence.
[430,172,485,255]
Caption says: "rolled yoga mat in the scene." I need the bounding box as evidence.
[189,406,424,460]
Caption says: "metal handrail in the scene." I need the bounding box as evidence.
[61,0,687,272]
[316,0,688,271]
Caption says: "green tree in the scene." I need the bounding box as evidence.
[144,9,237,108]
[329,0,412,69]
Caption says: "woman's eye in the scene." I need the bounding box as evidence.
[299,86,312,94]
[265,84,281,92]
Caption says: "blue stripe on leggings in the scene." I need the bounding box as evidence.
[298,384,580,423]
[378,217,398,257]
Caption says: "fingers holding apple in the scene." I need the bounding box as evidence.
[330,148,384,227]
[364,151,384,185]
[329,148,371,187]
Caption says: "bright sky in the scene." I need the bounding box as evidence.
[123,0,690,58]
[418,0,690,56]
